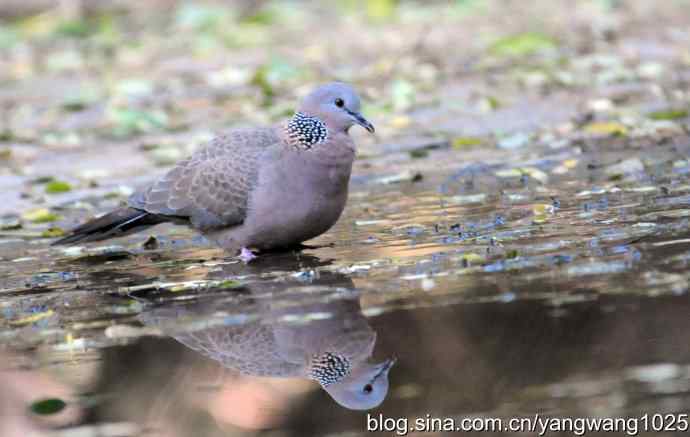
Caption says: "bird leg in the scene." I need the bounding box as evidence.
[238,247,257,263]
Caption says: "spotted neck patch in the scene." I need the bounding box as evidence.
[285,112,328,150]
[309,352,352,387]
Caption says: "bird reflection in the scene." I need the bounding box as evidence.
[139,255,394,411]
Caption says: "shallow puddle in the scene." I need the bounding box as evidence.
[2,1,690,435]
[2,139,690,436]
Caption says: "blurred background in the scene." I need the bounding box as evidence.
[0,0,688,206]
[2,1,690,436]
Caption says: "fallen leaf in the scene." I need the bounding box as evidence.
[45,180,72,194]
[9,309,54,326]
[647,108,688,121]
[22,209,61,223]
[452,137,483,149]
[584,121,627,136]
[489,32,557,57]
[41,227,66,238]
[218,280,243,289]
[29,398,67,416]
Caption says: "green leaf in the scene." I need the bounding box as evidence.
[251,65,275,100]
[218,280,243,289]
[0,25,19,49]
[367,0,398,20]
[489,32,557,57]
[45,180,72,194]
[62,101,87,112]
[648,108,688,121]
[29,398,66,415]
[0,130,14,142]
[41,227,66,238]
[61,87,100,112]
[251,58,302,103]
[55,20,92,38]
[241,10,276,26]
[109,108,169,138]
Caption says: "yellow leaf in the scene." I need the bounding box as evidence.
[495,168,523,178]
[532,204,554,215]
[520,167,548,184]
[18,12,56,37]
[490,32,557,57]
[41,227,65,238]
[22,209,61,223]
[532,203,555,224]
[390,115,411,128]
[9,309,54,326]
[564,159,578,169]
[367,0,398,20]
[459,253,485,264]
[452,137,483,149]
[584,122,627,136]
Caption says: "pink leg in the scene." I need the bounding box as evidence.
[238,247,257,263]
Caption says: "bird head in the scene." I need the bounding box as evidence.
[320,357,395,410]
[297,82,375,135]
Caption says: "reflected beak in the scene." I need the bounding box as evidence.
[347,109,375,133]
[373,357,396,380]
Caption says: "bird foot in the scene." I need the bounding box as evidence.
[238,247,257,263]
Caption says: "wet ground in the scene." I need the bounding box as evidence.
[1,1,690,436]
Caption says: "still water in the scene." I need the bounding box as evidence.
[2,141,690,436]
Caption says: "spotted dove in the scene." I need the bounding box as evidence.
[141,284,395,410]
[53,83,374,259]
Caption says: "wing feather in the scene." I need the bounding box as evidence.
[129,128,279,230]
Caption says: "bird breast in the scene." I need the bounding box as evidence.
[242,147,353,249]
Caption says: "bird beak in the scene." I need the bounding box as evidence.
[373,357,396,380]
[347,109,375,133]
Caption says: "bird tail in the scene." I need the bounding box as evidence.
[52,207,165,246]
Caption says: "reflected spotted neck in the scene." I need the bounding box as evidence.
[309,352,352,386]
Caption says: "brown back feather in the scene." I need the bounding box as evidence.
[129,128,279,230]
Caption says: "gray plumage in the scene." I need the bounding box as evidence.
[53,83,374,254]
[129,128,271,230]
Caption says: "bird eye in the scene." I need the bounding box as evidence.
[334,98,345,108]
[363,384,373,394]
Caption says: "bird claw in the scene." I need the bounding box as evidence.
[238,247,257,263]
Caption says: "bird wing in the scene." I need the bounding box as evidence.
[129,127,279,230]
[174,324,303,377]
[140,304,303,377]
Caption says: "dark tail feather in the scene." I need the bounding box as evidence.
[52,208,165,246]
